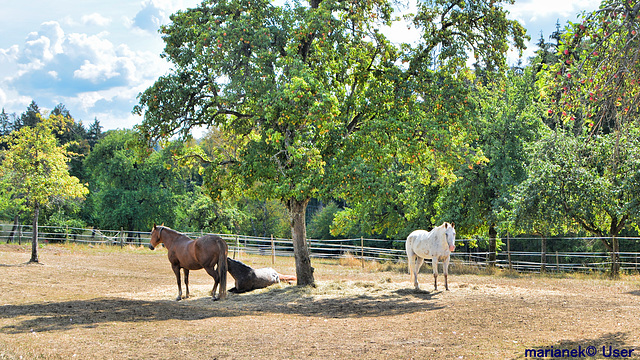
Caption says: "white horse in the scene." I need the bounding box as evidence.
[406,222,456,291]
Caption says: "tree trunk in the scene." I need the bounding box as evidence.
[287,198,315,286]
[488,224,497,267]
[30,202,40,263]
[611,236,620,277]
[7,214,19,243]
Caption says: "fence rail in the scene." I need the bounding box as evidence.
[2,224,639,273]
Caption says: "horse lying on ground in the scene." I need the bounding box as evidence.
[406,222,456,291]
[227,258,297,293]
[149,224,228,301]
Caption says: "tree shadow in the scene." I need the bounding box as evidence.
[511,332,638,359]
[0,261,39,267]
[0,286,445,334]
[627,290,640,296]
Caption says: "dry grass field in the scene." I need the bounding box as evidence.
[0,243,639,359]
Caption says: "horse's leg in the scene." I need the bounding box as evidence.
[414,257,424,290]
[444,256,450,291]
[173,264,183,301]
[406,245,420,290]
[432,257,439,291]
[205,266,221,301]
[184,269,190,299]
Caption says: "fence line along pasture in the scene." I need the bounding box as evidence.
[1,224,639,274]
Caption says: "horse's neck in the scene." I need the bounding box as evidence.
[432,227,446,243]
[161,228,190,248]
[228,258,252,275]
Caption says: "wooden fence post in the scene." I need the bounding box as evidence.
[235,235,239,259]
[556,251,560,272]
[540,236,546,273]
[361,237,364,268]
[271,234,275,265]
[507,234,512,270]
[120,227,124,248]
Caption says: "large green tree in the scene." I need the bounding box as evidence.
[84,130,187,236]
[434,67,545,263]
[135,0,526,285]
[510,0,640,275]
[0,114,88,262]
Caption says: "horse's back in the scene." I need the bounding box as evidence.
[407,228,446,258]
[194,235,228,266]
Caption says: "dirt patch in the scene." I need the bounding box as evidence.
[0,243,639,359]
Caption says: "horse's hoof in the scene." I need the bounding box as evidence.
[212,296,219,302]
[175,297,182,301]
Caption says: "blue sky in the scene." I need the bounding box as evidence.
[0,0,601,132]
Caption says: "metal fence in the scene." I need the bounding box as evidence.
[2,224,639,273]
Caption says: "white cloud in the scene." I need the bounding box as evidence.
[0,45,19,62]
[131,0,167,33]
[82,13,112,27]
[506,0,601,28]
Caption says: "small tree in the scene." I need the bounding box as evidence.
[0,114,88,262]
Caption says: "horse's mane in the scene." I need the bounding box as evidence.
[155,225,191,241]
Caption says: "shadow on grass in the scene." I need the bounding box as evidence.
[0,285,445,334]
[512,332,638,359]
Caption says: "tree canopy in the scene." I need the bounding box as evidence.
[0,114,88,262]
[134,0,527,285]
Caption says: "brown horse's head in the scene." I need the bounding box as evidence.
[149,223,164,250]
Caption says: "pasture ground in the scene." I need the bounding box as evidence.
[0,243,639,360]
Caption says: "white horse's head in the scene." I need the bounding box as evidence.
[444,222,456,252]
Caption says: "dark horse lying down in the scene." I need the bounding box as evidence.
[227,258,297,293]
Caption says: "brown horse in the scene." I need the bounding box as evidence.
[149,224,228,301]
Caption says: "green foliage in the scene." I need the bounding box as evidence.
[134,0,526,220]
[83,130,187,231]
[307,201,341,239]
[435,67,546,237]
[237,199,290,239]
[508,0,640,252]
[411,0,528,70]
[506,128,640,241]
[0,113,89,212]
[175,186,249,234]
[540,0,640,133]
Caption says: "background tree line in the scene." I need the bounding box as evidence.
[1,0,640,276]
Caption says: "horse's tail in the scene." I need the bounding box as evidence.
[277,274,297,284]
[406,235,414,276]
[218,240,228,300]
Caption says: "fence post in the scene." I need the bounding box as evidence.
[120,227,124,248]
[65,225,69,244]
[540,236,546,273]
[271,234,275,265]
[235,235,239,259]
[361,237,364,268]
[556,251,560,272]
[635,253,638,272]
[507,234,512,270]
